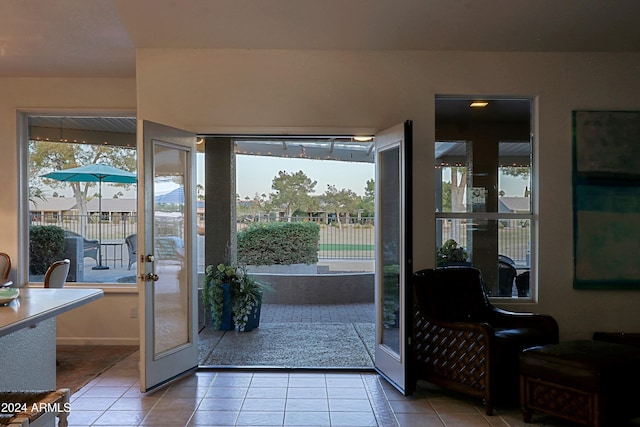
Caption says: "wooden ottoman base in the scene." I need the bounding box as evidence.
[520,340,640,427]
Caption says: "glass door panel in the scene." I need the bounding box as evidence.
[139,120,198,392]
[374,121,412,395]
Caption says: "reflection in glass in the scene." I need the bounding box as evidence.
[379,147,400,354]
[436,218,531,297]
[153,145,189,355]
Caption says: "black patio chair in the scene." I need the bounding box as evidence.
[125,234,137,270]
[64,230,99,263]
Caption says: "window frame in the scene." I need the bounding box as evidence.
[434,96,536,300]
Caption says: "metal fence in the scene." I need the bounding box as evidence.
[29,213,137,242]
[439,218,531,267]
[31,214,529,264]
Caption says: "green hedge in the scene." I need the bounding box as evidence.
[29,225,65,274]
[238,222,320,265]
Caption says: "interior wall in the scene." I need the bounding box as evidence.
[56,290,139,345]
[136,49,640,340]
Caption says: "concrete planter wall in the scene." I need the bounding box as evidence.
[250,272,374,304]
[246,263,317,275]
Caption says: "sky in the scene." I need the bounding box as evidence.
[234,156,528,200]
[234,155,375,199]
[49,155,527,200]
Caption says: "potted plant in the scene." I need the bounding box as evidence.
[202,262,270,332]
[436,239,470,267]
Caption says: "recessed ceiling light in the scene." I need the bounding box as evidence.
[470,101,489,108]
[353,136,373,142]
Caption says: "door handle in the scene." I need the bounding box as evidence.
[139,273,159,282]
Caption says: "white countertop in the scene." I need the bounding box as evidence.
[0,288,103,337]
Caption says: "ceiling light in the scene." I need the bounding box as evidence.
[470,101,489,108]
[353,136,373,142]
[196,137,204,145]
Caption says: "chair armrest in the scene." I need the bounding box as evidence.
[488,307,559,342]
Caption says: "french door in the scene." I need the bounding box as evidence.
[374,121,413,395]
[138,120,198,392]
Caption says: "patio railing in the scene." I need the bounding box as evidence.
[29,213,137,242]
[31,214,530,264]
[439,218,531,267]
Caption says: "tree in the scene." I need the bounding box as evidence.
[441,181,452,212]
[29,140,136,233]
[501,166,530,179]
[450,167,468,212]
[321,184,360,228]
[268,170,317,219]
[359,179,375,217]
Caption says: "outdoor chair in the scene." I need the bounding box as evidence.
[411,266,559,415]
[44,259,70,288]
[64,230,99,263]
[154,236,184,262]
[125,234,137,270]
[498,259,517,296]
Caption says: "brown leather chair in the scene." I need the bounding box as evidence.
[0,252,11,287]
[411,267,559,415]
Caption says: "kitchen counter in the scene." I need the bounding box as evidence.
[0,288,103,391]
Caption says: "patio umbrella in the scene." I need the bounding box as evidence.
[42,164,137,270]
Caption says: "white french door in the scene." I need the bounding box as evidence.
[374,121,413,395]
[138,120,198,392]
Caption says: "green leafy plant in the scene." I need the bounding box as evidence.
[29,225,65,274]
[237,222,320,265]
[202,262,271,331]
[436,239,469,267]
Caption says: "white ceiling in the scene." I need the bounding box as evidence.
[2,0,640,78]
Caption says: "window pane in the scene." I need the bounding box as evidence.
[436,218,531,297]
[435,97,533,298]
[28,116,137,284]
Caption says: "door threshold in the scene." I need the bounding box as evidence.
[197,365,376,373]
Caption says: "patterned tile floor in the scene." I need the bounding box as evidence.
[66,302,640,426]
[66,349,608,426]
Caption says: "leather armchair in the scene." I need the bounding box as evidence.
[411,266,558,415]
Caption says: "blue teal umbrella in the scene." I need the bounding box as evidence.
[42,164,137,270]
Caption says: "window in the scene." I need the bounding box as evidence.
[26,115,138,284]
[435,97,533,298]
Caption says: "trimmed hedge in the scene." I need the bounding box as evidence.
[238,222,320,265]
[29,225,65,274]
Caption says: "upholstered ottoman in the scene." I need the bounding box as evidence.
[520,340,640,427]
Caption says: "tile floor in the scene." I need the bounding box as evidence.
[66,350,591,427]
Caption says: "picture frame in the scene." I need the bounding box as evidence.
[573,111,640,289]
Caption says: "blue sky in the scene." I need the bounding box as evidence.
[235,155,375,199]
[67,154,527,200]
[234,155,528,200]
